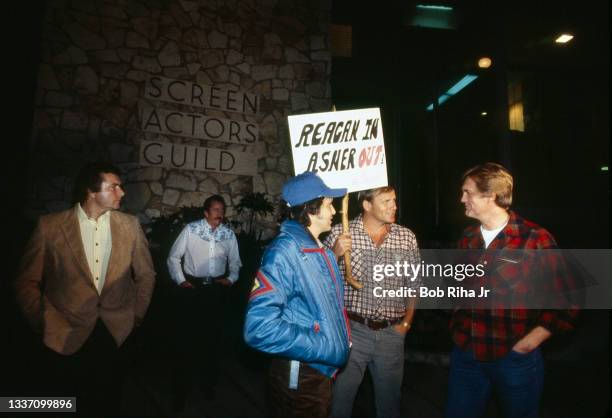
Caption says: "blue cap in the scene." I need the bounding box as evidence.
[282,171,347,206]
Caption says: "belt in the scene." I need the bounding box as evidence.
[347,312,403,331]
[185,273,223,286]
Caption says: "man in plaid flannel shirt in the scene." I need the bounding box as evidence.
[324,186,420,418]
[445,162,578,418]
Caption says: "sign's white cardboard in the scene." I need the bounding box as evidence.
[287,107,388,193]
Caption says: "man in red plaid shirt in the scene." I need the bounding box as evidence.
[445,162,578,418]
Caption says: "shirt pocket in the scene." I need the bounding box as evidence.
[495,258,530,310]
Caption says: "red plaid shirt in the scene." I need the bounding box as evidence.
[450,211,579,361]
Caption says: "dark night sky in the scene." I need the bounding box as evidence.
[331,0,610,247]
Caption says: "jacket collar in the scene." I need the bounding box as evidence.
[63,206,95,287]
[103,211,130,294]
[502,210,529,237]
[280,220,320,249]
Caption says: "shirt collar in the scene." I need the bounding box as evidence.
[502,210,520,237]
[203,218,226,235]
[478,211,519,250]
[480,218,508,235]
[76,203,111,224]
[354,214,365,232]
[190,218,231,242]
[203,218,215,231]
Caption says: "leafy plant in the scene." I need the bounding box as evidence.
[146,205,205,254]
[235,192,274,241]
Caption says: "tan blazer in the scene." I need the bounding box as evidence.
[15,207,156,355]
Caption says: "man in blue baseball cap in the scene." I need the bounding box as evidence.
[244,171,351,418]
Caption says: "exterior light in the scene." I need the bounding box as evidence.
[481,111,488,116]
[477,57,492,68]
[411,3,456,30]
[426,74,478,111]
[601,166,609,172]
[447,75,478,95]
[555,34,574,43]
[416,4,453,11]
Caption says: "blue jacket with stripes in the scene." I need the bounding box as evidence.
[244,220,350,378]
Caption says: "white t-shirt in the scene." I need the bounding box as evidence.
[480,220,508,248]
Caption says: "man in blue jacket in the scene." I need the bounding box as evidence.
[244,171,351,418]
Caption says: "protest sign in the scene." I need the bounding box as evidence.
[287,107,388,193]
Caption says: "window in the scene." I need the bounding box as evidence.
[508,81,524,132]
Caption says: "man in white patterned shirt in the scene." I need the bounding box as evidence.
[167,194,242,405]
[167,195,241,287]
[324,186,420,418]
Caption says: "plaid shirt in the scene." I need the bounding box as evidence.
[451,211,579,361]
[323,214,421,321]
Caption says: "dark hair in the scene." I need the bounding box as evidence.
[279,197,325,227]
[72,162,122,204]
[204,194,226,212]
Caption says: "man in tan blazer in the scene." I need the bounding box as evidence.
[15,162,156,417]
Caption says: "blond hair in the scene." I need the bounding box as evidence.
[462,162,513,209]
[357,186,395,207]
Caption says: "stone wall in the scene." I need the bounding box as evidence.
[27,0,331,239]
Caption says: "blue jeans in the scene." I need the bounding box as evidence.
[445,346,544,418]
[330,320,405,418]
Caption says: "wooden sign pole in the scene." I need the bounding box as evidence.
[332,105,363,290]
[341,193,363,290]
